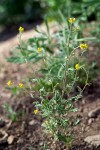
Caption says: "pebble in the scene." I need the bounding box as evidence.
[39,141,43,146]
[29,120,40,126]
[88,118,94,125]
[84,135,100,146]
[29,120,35,126]
[17,138,23,144]
[7,135,14,144]
[82,99,86,105]
[27,133,31,137]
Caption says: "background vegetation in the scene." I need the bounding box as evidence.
[0,0,100,26]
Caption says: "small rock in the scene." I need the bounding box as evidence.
[88,107,100,118]
[0,119,5,128]
[39,141,43,146]
[27,133,31,137]
[17,138,23,144]
[29,120,40,126]
[88,118,94,125]
[84,135,100,146]
[7,135,14,144]
[82,99,86,105]
[29,120,35,126]
[85,126,89,132]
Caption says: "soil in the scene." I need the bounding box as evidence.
[0,22,100,150]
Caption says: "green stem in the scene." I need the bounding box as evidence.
[62,24,72,97]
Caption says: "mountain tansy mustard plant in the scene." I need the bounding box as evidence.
[7,16,89,148]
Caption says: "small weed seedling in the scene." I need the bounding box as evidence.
[2,103,17,122]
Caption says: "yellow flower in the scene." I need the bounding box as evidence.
[74,26,79,31]
[45,120,48,125]
[19,83,24,88]
[7,80,12,86]
[34,109,39,114]
[75,64,80,70]
[19,26,24,33]
[69,18,76,23]
[43,59,46,62]
[37,47,42,53]
[80,44,88,50]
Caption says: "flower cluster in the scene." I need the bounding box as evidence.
[74,26,79,31]
[80,44,88,50]
[7,80,12,86]
[7,81,24,88]
[75,64,80,70]
[34,109,39,114]
[69,18,76,23]
[19,83,24,88]
[37,47,42,53]
[19,26,24,33]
